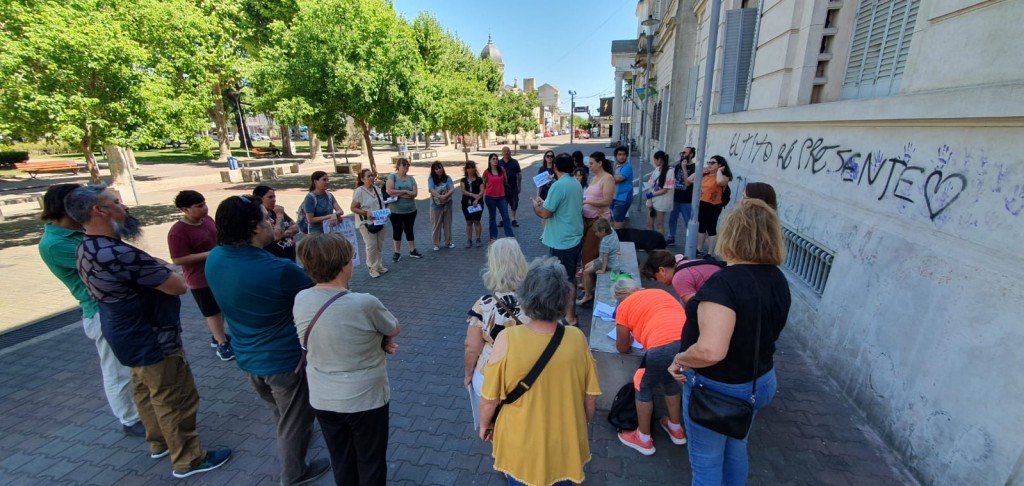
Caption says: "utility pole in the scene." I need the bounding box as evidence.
[684,0,722,259]
[569,90,577,145]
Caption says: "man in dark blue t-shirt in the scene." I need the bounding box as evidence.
[67,185,231,479]
[499,146,522,226]
[206,196,329,485]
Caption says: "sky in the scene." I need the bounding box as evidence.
[392,0,639,114]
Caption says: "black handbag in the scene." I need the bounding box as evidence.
[687,268,763,440]
[490,317,564,426]
[362,186,386,234]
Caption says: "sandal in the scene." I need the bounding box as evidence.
[558,318,579,327]
[575,296,594,307]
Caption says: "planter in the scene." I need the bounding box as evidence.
[335,162,363,175]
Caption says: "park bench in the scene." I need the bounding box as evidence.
[411,150,438,160]
[14,161,80,179]
[220,162,298,183]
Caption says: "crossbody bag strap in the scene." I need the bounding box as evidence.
[494,295,523,327]
[740,267,763,405]
[294,290,350,374]
[503,324,565,405]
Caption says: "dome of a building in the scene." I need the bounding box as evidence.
[479,34,503,64]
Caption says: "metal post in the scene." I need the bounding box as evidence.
[684,0,722,259]
[636,27,654,216]
[569,90,576,145]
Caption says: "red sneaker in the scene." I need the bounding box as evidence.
[618,429,656,456]
[659,417,687,445]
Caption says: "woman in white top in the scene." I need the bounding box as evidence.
[350,169,388,278]
[645,150,676,236]
[463,238,528,429]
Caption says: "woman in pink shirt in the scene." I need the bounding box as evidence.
[641,249,723,303]
[581,151,615,265]
[482,153,514,240]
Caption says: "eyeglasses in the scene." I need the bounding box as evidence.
[544,154,554,158]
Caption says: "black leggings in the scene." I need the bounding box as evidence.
[697,201,723,236]
[390,211,417,242]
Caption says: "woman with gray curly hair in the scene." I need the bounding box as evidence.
[478,258,601,486]
[464,238,529,429]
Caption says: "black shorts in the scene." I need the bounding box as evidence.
[506,190,520,211]
[462,203,482,221]
[549,242,582,284]
[698,201,724,236]
[191,286,222,318]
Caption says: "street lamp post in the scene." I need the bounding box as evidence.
[684,0,722,259]
[569,90,577,145]
[636,14,660,216]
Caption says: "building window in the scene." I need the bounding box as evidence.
[841,0,920,99]
[651,100,663,141]
[719,8,758,114]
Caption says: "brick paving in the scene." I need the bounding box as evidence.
[0,140,918,485]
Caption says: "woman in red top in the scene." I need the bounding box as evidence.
[612,280,687,456]
[483,153,514,241]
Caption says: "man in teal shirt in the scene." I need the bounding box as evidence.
[37,184,142,436]
[532,153,584,325]
[206,196,329,485]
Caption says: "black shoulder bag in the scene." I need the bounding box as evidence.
[294,290,350,374]
[490,318,565,426]
[687,268,763,439]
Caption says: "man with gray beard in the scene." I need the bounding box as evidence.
[66,185,231,479]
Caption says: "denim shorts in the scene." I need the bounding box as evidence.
[611,197,632,222]
[637,342,682,402]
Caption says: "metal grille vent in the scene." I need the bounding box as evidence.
[782,226,834,295]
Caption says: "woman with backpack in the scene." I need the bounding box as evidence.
[641,249,723,303]
[644,151,675,236]
[687,155,732,256]
[301,171,344,234]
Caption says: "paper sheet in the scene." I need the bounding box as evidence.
[594,301,617,321]
[322,215,361,266]
[533,171,552,188]
[607,328,644,350]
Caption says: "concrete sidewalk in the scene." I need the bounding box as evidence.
[0,140,917,485]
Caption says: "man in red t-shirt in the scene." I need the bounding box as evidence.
[612,283,688,455]
[167,190,233,361]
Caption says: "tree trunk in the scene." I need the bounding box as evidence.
[104,145,139,205]
[82,125,101,184]
[212,83,231,162]
[308,133,323,162]
[328,136,336,154]
[358,119,377,174]
[126,148,139,171]
[281,124,295,156]
[443,130,450,146]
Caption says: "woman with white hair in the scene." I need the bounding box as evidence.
[464,238,529,429]
[479,257,601,485]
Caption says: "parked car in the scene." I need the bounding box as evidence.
[543,131,553,137]
[250,133,270,142]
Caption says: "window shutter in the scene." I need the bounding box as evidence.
[719,8,758,114]
[686,65,699,118]
[842,0,919,99]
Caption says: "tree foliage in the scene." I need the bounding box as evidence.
[494,91,541,139]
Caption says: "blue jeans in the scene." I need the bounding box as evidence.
[611,192,633,222]
[667,202,692,241]
[485,196,514,239]
[683,368,777,486]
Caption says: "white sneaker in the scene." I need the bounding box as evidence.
[433,245,440,251]
[447,243,456,249]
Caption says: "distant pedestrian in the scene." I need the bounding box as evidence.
[667,147,696,245]
[294,233,400,486]
[483,153,514,241]
[350,169,389,278]
[577,218,620,307]
[640,249,722,303]
[205,196,330,485]
[645,150,675,236]
[670,199,791,485]
[385,158,423,261]
[464,238,529,430]
[611,280,687,456]
[66,185,231,479]
[301,171,344,234]
[460,161,484,247]
[499,146,522,227]
[428,161,455,250]
[581,151,615,265]
[253,185,299,261]
[38,183,143,437]
[532,153,584,326]
[611,146,634,229]
[688,155,732,256]
[478,257,601,486]
[167,190,233,361]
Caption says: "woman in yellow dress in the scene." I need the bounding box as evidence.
[479,258,601,486]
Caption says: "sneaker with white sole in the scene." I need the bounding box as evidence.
[216,341,235,361]
[150,448,169,459]
[409,249,423,258]
[172,449,232,478]
[659,417,687,445]
[392,253,401,263]
[433,245,440,251]
[618,429,656,455]
[447,242,456,249]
